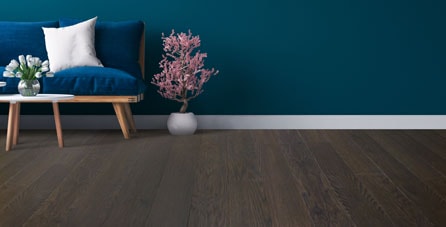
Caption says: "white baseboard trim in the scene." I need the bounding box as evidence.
[0,115,446,129]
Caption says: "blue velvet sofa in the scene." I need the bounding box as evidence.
[0,19,146,139]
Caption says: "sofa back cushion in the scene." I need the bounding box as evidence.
[0,21,58,65]
[59,19,144,79]
[0,66,20,94]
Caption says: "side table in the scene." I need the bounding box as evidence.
[0,94,74,151]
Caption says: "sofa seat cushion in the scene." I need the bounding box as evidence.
[0,21,58,66]
[42,66,146,95]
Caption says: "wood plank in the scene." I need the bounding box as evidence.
[434,130,446,139]
[0,165,69,226]
[274,130,356,226]
[255,130,314,226]
[351,131,446,226]
[100,131,173,226]
[384,131,446,177]
[0,130,445,226]
[0,135,27,172]
[405,130,446,165]
[188,130,230,227]
[367,131,446,199]
[325,130,434,226]
[0,132,58,207]
[299,130,394,226]
[22,131,122,226]
[223,130,273,226]
[0,139,87,227]
[405,130,446,200]
[0,131,57,179]
[145,133,200,226]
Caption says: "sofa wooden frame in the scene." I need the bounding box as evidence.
[56,29,146,139]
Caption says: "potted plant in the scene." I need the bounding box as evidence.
[152,30,218,135]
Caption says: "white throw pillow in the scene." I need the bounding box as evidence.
[42,17,103,72]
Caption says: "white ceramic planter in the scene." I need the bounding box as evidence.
[167,112,198,135]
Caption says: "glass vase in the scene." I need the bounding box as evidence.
[18,79,40,96]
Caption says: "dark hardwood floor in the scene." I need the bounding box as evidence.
[0,130,446,226]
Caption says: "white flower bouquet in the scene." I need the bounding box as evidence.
[3,54,53,80]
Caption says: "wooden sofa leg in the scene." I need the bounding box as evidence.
[123,103,137,133]
[112,103,130,139]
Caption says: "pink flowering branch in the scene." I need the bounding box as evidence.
[152,30,219,113]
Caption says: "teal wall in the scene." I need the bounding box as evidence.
[2,0,446,114]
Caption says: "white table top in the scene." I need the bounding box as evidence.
[0,94,74,103]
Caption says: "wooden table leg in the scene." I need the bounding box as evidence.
[13,103,20,145]
[52,102,64,148]
[6,103,17,152]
